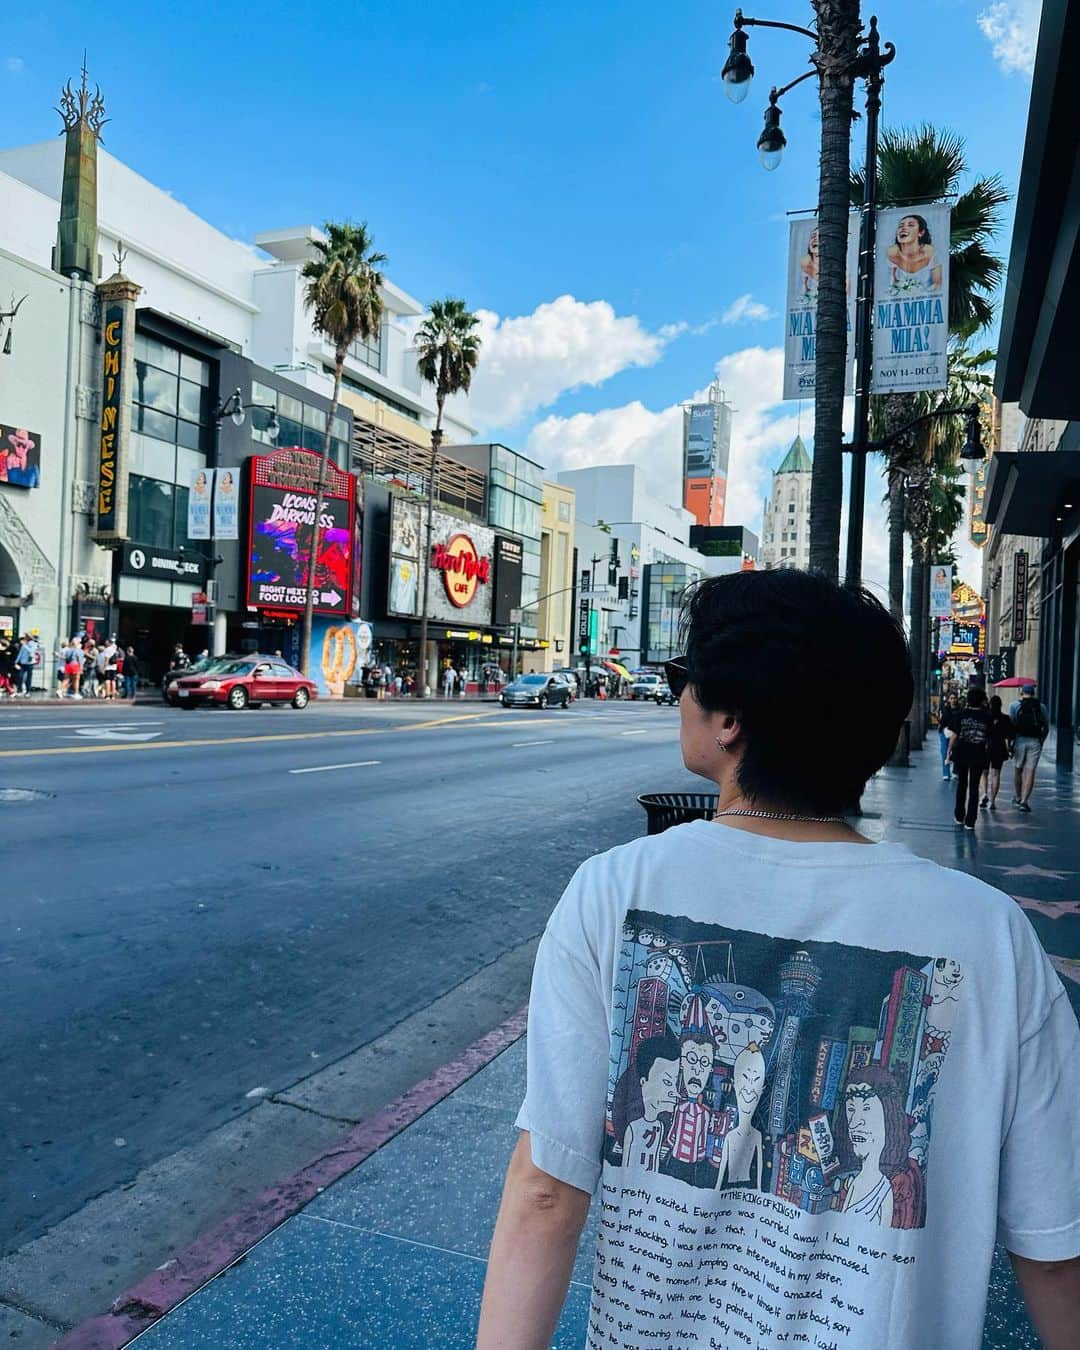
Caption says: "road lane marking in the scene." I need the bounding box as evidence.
[70,729,162,741]
[0,711,501,759]
[511,740,552,748]
[0,721,164,733]
[289,760,382,775]
[620,729,650,736]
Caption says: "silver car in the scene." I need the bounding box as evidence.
[500,673,573,709]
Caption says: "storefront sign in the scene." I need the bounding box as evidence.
[871,205,950,394]
[929,563,953,619]
[0,423,41,489]
[783,214,858,400]
[96,304,126,533]
[1012,551,1028,645]
[950,621,982,657]
[121,543,201,582]
[985,648,1015,684]
[969,458,989,549]
[214,468,240,540]
[188,469,213,540]
[432,533,491,608]
[493,535,523,627]
[246,448,356,617]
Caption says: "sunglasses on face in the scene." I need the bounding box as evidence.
[664,656,689,699]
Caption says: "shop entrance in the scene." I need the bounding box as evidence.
[116,605,206,683]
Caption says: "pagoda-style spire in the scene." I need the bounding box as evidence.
[53,56,107,280]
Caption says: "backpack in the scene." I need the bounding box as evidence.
[1014,698,1047,741]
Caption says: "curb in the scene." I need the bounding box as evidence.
[53,1006,528,1349]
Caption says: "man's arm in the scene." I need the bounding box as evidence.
[1009,1252,1080,1349]
[477,1133,591,1350]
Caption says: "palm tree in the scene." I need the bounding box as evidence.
[299,222,386,673]
[807,0,861,581]
[852,126,1008,620]
[413,298,481,699]
[902,347,993,739]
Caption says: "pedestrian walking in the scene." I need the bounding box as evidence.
[948,686,992,830]
[169,643,190,675]
[478,569,1080,1350]
[980,695,1013,811]
[14,633,37,695]
[937,691,960,781]
[122,647,140,700]
[97,638,119,700]
[61,637,84,698]
[1009,685,1049,813]
[457,664,468,698]
[442,664,456,699]
[0,637,14,697]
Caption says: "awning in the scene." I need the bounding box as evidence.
[994,0,1080,416]
[982,451,1080,536]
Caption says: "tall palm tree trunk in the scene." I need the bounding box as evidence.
[887,470,906,622]
[300,345,345,674]
[808,0,859,581]
[414,402,444,699]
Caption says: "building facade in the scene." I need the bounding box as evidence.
[538,480,575,671]
[760,437,812,570]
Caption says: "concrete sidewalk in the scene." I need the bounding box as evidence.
[70,741,1080,1348]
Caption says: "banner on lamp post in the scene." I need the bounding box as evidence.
[929,563,954,619]
[213,468,239,540]
[783,214,858,401]
[871,205,950,394]
[187,468,214,540]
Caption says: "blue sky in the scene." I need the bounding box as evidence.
[1,0,1040,585]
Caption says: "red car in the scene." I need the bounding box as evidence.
[174,656,317,710]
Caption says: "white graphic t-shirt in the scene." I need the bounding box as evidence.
[516,821,1080,1350]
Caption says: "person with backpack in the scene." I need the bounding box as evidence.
[980,694,1014,811]
[1009,685,1050,813]
[947,687,992,830]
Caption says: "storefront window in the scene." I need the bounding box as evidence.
[128,475,176,548]
[132,333,210,455]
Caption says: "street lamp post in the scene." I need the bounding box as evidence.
[207,388,278,658]
[723,8,895,585]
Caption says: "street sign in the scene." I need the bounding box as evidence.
[509,607,523,625]
[986,648,1016,684]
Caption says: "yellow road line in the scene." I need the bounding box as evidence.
[0,711,500,759]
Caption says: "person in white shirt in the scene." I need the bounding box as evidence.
[478,568,1079,1350]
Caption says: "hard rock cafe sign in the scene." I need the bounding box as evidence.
[432,533,491,608]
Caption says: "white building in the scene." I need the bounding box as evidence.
[759,436,812,570]
[0,141,475,446]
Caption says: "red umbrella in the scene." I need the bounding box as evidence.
[992,676,1036,687]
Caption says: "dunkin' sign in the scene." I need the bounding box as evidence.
[432,533,491,608]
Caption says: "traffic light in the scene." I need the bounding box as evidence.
[580,639,591,656]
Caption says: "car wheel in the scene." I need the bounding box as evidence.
[501,698,510,707]
[538,693,548,709]
[227,686,249,711]
[292,688,310,709]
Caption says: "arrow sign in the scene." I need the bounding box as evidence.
[71,729,162,742]
[320,589,343,606]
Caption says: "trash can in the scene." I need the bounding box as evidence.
[637,792,719,835]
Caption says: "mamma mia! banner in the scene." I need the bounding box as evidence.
[783,215,858,401]
[872,205,950,394]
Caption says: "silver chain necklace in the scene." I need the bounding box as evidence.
[714,808,846,825]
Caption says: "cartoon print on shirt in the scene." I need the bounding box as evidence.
[618,1033,681,1172]
[607,910,961,1230]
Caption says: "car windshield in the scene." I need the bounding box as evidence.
[518,675,548,685]
[216,661,255,676]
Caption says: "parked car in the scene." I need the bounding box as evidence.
[653,681,678,706]
[500,673,573,709]
[174,656,317,710]
[163,655,236,705]
[629,672,664,700]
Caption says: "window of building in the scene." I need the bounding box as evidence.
[133,334,211,455]
[788,502,796,513]
[128,474,196,550]
[347,324,383,373]
[558,499,571,523]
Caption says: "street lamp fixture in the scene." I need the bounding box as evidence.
[721,17,754,103]
[959,406,984,462]
[757,93,786,170]
[214,387,280,440]
[0,294,28,356]
[861,403,984,461]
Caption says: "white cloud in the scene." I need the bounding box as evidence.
[467,295,673,430]
[6,56,24,74]
[524,345,806,536]
[721,293,774,325]
[977,1,1039,75]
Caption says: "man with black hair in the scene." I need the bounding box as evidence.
[1009,685,1049,813]
[949,686,992,830]
[479,569,1079,1350]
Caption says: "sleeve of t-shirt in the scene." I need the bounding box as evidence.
[997,988,1080,1260]
[515,862,612,1196]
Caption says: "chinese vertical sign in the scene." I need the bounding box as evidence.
[96,304,124,534]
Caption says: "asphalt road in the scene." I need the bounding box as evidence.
[0,697,694,1256]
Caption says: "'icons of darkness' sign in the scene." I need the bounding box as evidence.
[246,448,357,616]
